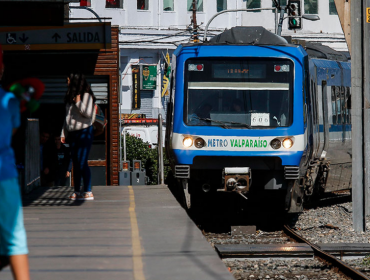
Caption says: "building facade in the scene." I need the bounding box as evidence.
[70,0,346,125]
[1,0,119,188]
[243,0,347,52]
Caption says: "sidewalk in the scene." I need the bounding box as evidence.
[1,185,234,280]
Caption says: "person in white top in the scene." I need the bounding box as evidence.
[61,73,96,201]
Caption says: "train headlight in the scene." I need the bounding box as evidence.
[183,137,193,148]
[194,138,205,148]
[270,138,281,150]
[282,138,294,149]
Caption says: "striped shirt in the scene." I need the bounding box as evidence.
[62,92,96,137]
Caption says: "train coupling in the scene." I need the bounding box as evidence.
[223,167,251,194]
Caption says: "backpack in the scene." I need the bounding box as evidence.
[93,104,107,136]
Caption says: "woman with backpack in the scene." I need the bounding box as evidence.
[61,73,96,201]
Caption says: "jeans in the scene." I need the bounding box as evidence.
[68,125,93,193]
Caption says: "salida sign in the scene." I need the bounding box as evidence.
[66,32,101,43]
[0,22,111,51]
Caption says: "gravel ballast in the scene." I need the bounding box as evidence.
[204,200,370,280]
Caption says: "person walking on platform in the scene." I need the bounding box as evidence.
[61,73,96,201]
[0,45,30,280]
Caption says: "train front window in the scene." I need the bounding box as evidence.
[185,58,294,128]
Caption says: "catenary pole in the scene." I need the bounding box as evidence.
[364,0,370,217]
[351,0,365,231]
[192,0,199,43]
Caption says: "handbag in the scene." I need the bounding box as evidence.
[92,104,107,136]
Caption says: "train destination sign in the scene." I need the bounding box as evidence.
[0,22,111,51]
[207,138,268,149]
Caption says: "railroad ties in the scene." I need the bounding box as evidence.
[215,225,370,280]
[216,243,370,260]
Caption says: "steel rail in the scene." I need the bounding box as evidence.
[283,225,369,280]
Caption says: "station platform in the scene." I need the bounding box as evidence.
[1,185,234,280]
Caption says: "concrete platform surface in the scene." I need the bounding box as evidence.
[1,185,234,280]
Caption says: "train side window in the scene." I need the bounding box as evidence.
[331,86,337,124]
[341,86,345,124]
[335,86,341,124]
[346,87,351,124]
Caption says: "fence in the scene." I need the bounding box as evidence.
[24,118,40,193]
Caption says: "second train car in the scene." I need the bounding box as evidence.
[165,27,351,213]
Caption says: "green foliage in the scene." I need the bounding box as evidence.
[122,133,170,185]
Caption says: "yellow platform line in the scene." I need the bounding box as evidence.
[128,185,146,280]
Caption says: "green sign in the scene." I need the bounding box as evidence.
[141,65,157,90]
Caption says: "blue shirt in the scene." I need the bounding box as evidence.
[0,87,20,181]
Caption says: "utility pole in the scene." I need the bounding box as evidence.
[364,0,370,218]
[351,0,365,232]
[192,0,199,43]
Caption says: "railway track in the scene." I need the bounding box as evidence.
[209,226,370,280]
[283,224,369,280]
[184,186,368,279]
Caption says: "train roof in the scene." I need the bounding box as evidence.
[207,26,290,46]
[180,26,348,62]
[303,42,348,62]
[180,27,291,47]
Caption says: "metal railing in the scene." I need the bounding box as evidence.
[24,118,41,193]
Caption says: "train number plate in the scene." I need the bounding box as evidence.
[251,113,270,126]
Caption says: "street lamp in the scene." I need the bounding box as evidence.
[277,12,320,36]
[302,14,320,21]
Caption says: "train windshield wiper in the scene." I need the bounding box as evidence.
[193,116,230,128]
[226,121,252,129]
[194,117,251,129]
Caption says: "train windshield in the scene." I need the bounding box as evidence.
[184,58,293,128]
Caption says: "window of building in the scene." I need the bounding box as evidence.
[138,0,149,10]
[187,0,203,12]
[304,0,318,14]
[247,0,261,12]
[106,0,123,8]
[81,0,91,7]
[329,0,338,15]
[217,0,227,12]
[271,0,286,12]
[164,0,174,11]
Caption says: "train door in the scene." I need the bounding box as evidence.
[319,81,329,158]
[310,78,320,159]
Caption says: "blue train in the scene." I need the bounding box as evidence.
[165,27,351,213]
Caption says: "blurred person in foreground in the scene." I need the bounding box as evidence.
[0,45,30,279]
